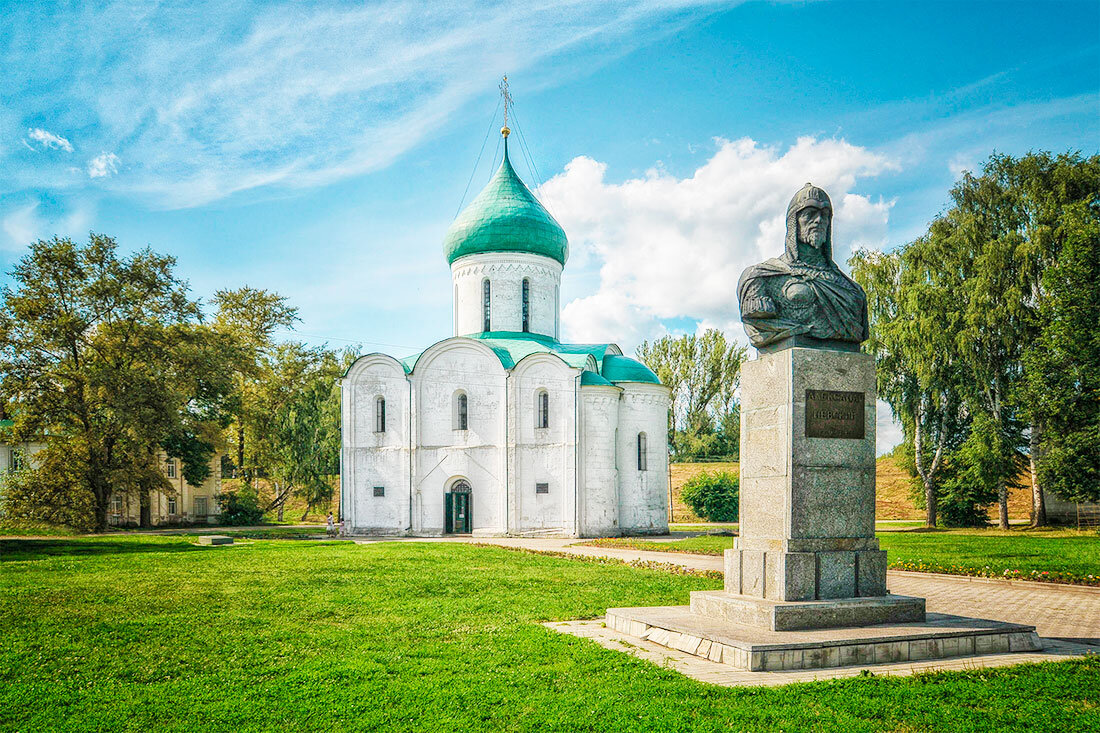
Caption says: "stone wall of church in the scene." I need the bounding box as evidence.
[507,355,578,535]
[410,341,508,535]
[451,252,561,338]
[342,344,671,538]
[616,383,672,534]
[341,355,412,534]
[577,384,622,537]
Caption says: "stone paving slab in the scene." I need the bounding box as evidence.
[546,620,1096,687]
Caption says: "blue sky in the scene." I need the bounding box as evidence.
[2,1,1098,447]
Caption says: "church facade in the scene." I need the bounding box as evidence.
[340,138,670,537]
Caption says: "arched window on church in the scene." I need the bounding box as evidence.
[521,278,530,332]
[637,432,648,471]
[482,279,491,332]
[454,391,468,431]
[535,389,549,429]
[374,396,386,433]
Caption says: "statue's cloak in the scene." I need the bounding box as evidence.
[737,256,868,348]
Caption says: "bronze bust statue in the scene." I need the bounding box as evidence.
[737,183,869,352]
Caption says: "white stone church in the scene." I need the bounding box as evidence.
[340,136,670,537]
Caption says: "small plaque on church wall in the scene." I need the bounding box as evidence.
[805,389,865,439]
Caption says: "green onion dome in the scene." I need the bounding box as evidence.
[444,144,568,266]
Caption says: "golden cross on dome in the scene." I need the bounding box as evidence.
[499,75,512,138]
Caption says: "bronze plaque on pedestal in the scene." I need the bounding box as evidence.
[805,389,865,439]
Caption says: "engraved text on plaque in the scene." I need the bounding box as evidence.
[805,389,864,439]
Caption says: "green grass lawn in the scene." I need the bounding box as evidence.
[2,536,1098,732]
[581,528,1100,585]
[880,529,1100,584]
[0,519,81,537]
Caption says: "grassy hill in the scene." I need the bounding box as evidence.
[671,455,1032,522]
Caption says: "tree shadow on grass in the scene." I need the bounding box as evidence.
[0,538,209,561]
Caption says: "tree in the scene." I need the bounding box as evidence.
[0,234,233,531]
[851,242,967,527]
[637,329,746,460]
[249,343,351,520]
[855,151,1099,526]
[1021,197,1100,503]
[942,153,1100,527]
[996,153,1100,518]
[211,287,299,477]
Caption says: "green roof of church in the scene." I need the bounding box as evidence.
[601,354,661,384]
[580,371,614,386]
[443,144,568,266]
[399,331,660,385]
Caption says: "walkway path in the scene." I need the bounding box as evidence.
[354,535,1100,644]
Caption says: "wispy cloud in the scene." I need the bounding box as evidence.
[1,1,740,208]
[26,128,73,152]
[1,199,93,250]
[87,152,120,179]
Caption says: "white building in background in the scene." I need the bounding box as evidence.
[105,453,222,527]
[0,417,221,526]
[340,133,670,537]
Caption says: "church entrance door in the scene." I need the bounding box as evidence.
[445,481,472,534]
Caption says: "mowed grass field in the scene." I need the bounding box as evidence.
[583,528,1100,585]
[2,537,1099,732]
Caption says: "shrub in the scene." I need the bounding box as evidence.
[681,470,739,522]
[218,486,264,526]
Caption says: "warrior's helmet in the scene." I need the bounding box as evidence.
[784,182,833,263]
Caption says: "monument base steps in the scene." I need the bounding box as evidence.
[691,590,926,631]
[605,606,1041,672]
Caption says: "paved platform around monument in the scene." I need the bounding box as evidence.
[547,619,1095,687]
[605,605,1041,671]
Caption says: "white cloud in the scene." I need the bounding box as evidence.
[0,1,741,208]
[1,202,41,250]
[1,199,93,250]
[876,399,905,456]
[26,127,73,152]
[546,136,896,349]
[87,152,120,178]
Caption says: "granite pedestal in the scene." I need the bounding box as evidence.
[719,348,923,626]
[603,347,1040,673]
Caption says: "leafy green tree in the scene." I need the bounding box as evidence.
[218,484,265,526]
[249,343,352,520]
[211,286,299,477]
[1020,197,1100,504]
[856,151,1098,526]
[637,329,746,460]
[935,414,1008,527]
[0,234,233,531]
[996,153,1100,516]
[937,174,1030,529]
[941,153,1100,526]
[851,244,967,527]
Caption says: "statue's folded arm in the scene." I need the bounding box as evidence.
[740,279,777,319]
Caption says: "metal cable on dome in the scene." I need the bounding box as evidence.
[509,105,556,217]
[455,96,502,218]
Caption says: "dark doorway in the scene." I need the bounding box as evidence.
[444,480,472,534]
